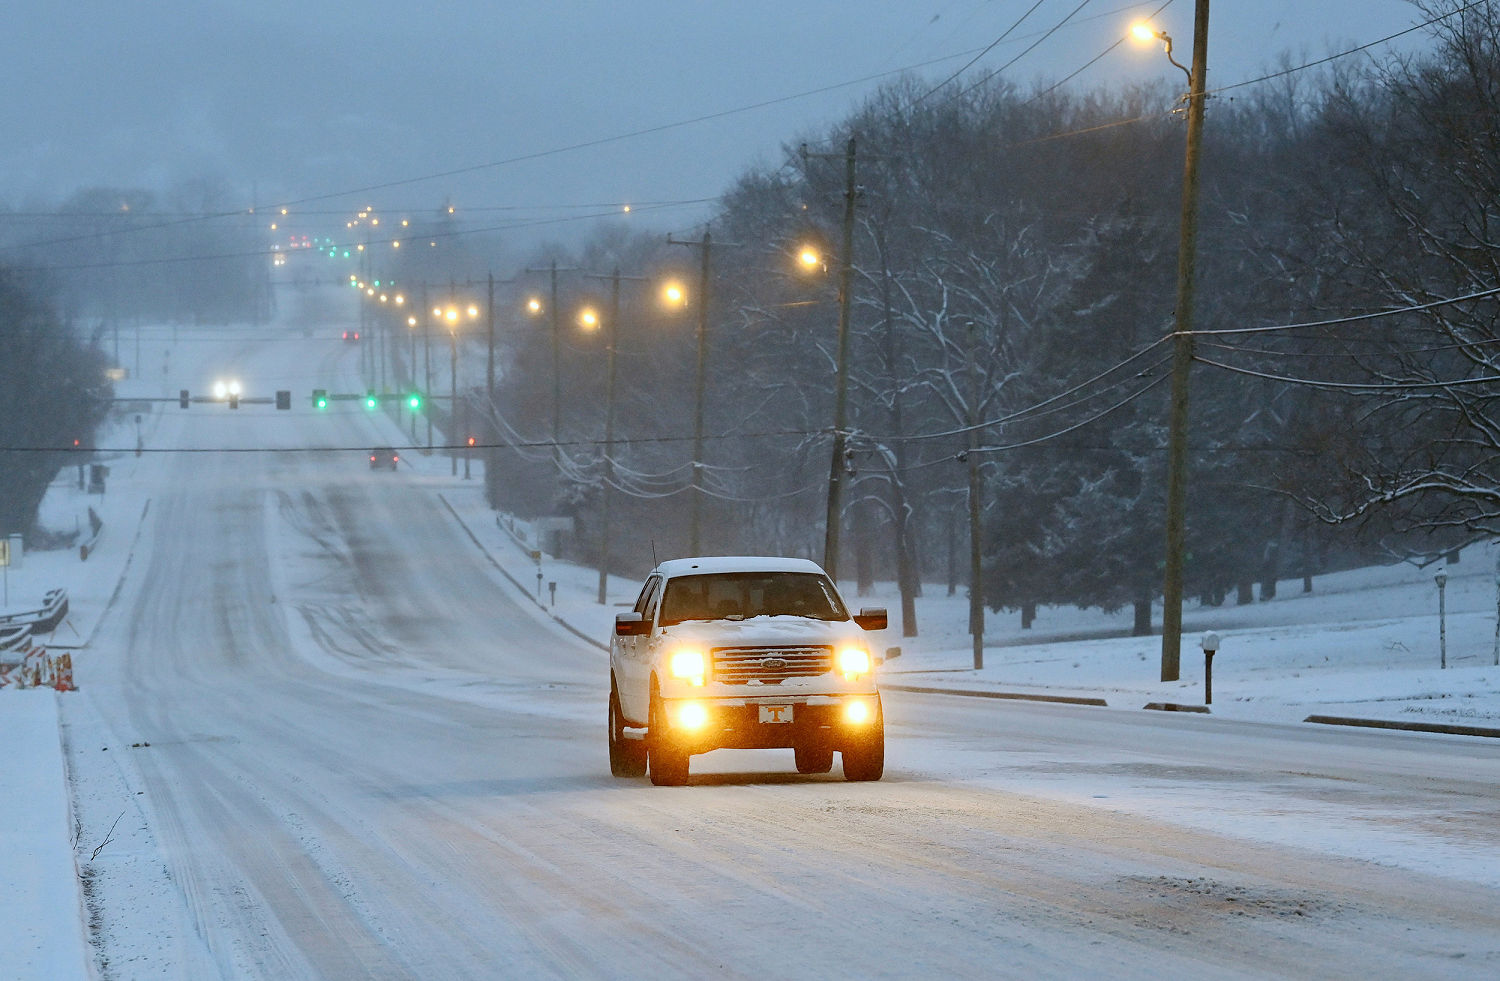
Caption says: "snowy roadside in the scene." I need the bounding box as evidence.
[0,691,91,980]
[0,412,170,981]
[434,473,1500,733]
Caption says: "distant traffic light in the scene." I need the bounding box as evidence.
[179,389,189,409]
[407,392,422,410]
[275,390,291,410]
[466,435,477,447]
[364,390,378,410]
[312,389,328,409]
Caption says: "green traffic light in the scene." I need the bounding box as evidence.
[365,392,378,410]
[407,393,421,410]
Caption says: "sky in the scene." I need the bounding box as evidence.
[4,1,1434,252]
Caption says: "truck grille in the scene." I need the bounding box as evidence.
[712,645,833,684]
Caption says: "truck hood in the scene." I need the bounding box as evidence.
[659,616,869,650]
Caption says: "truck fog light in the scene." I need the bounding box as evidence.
[675,701,710,730]
[844,699,872,724]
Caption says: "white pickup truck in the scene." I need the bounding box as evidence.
[608,556,886,786]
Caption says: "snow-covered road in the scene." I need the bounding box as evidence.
[50,309,1500,978]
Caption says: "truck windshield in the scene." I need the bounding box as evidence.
[659,571,847,626]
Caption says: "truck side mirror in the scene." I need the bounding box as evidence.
[615,611,649,636]
[853,607,888,631]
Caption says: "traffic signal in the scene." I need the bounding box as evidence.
[312,389,328,409]
[364,390,378,410]
[179,389,189,409]
[407,392,422,411]
[466,435,477,447]
[276,390,291,410]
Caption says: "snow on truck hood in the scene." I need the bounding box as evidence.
[660,615,867,649]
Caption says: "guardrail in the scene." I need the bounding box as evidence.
[0,588,69,635]
[0,622,31,657]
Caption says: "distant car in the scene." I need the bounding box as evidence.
[609,556,886,786]
[342,330,361,341]
[369,447,398,470]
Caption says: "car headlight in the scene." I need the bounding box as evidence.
[844,698,874,724]
[838,646,872,677]
[669,649,707,685]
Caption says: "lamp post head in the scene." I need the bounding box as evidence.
[1130,20,1190,85]
[1435,569,1448,588]
[1130,22,1166,45]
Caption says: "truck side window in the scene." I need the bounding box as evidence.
[643,578,664,625]
[634,575,662,617]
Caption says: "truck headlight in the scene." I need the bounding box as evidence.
[838,646,872,677]
[669,649,707,686]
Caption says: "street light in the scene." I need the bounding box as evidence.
[1137,2,1210,683]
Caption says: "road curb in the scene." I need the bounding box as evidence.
[1303,714,1500,739]
[437,494,608,653]
[883,683,1107,707]
[1143,701,1211,714]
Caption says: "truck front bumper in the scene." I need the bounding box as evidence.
[658,693,881,752]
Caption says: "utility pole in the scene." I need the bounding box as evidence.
[810,137,859,582]
[450,315,458,476]
[486,273,496,410]
[424,288,433,452]
[797,138,863,580]
[413,284,424,442]
[1160,0,1211,682]
[966,319,984,670]
[524,261,579,469]
[584,269,650,602]
[668,230,738,555]
[550,261,562,460]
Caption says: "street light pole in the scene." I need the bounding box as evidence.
[1160,0,1211,683]
[598,269,622,604]
[413,286,424,442]
[823,136,858,582]
[450,321,458,477]
[669,230,738,556]
[550,261,562,462]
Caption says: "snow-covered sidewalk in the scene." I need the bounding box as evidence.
[0,691,91,979]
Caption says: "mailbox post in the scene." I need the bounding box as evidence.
[1200,630,1221,705]
[1434,569,1448,669]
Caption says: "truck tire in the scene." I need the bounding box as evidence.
[841,703,885,782]
[794,744,834,774]
[608,684,647,778]
[647,687,689,786]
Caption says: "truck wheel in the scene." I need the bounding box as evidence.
[608,685,646,778]
[794,744,834,774]
[647,688,689,786]
[841,703,885,782]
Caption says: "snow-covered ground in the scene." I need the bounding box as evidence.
[4,335,1499,977]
